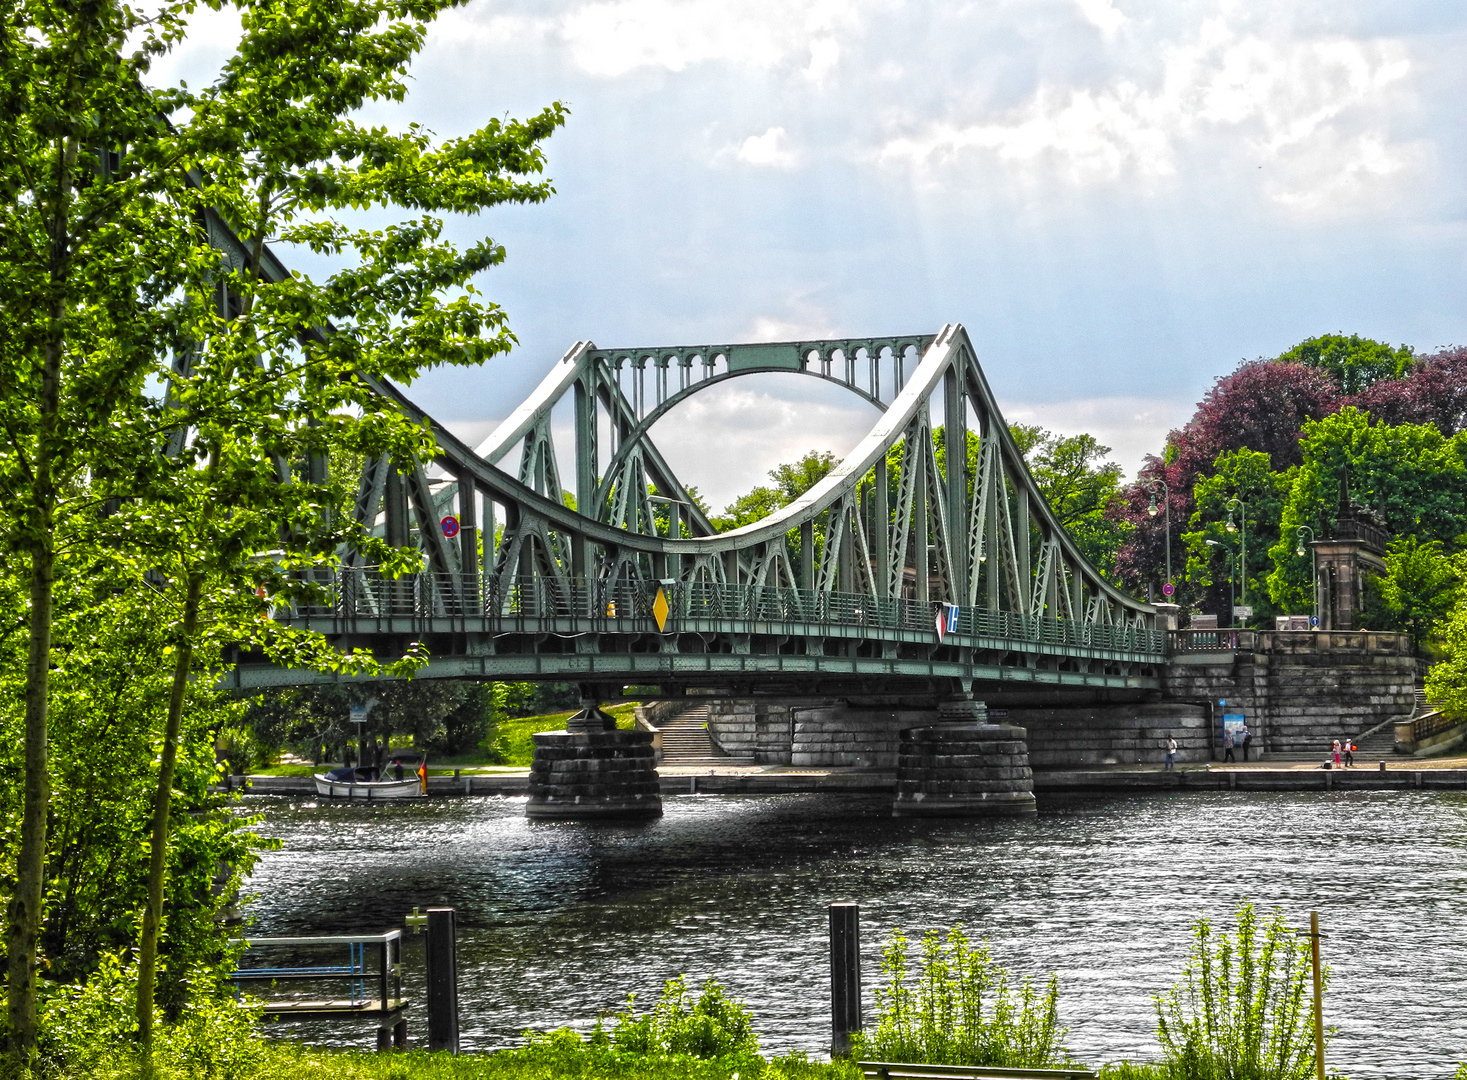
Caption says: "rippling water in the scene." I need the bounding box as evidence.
[242,790,1467,1077]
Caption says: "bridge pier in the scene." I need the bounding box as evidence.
[893,699,1037,816]
[525,702,663,820]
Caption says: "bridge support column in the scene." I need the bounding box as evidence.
[526,702,663,820]
[893,704,1037,817]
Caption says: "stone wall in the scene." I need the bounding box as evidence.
[705,699,1210,769]
[1002,703,1209,767]
[1165,633,1416,756]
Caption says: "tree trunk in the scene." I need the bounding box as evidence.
[5,134,73,1067]
[135,571,203,1047]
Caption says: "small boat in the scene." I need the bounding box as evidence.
[314,755,427,799]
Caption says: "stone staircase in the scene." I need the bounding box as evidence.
[655,704,725,765]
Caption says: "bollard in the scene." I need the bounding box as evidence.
[426,907,460,1054]
[1378,760,1386,772]
[829,902,862,1058]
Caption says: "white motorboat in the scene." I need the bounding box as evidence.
[314,761,426,799]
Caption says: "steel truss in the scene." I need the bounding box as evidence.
[217,310,1162,693]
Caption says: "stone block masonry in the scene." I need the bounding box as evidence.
[1165,632,1416,756]
[526,729,662,819]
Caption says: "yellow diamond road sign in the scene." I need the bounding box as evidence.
[652,586,670,632]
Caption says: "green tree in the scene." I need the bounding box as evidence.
[1183,450,1293,626]
[1375,537,1461,652]
[0,0,565,1059]
[1276,333,1414,395]
[1266,408,1467,613]
[1010,425,1133,582]
[712,450,836,531]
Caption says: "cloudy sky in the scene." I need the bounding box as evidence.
[160,0,1465,509]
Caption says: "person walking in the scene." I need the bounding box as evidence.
[1344,738,1355,767]
[1165,734,1178,771]
[1222,730,1236,764]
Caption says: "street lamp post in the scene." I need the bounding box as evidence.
[1225,497,1247,617]
[1205,539,1236,628]
[1146,478,1172,599]
[1295,525,1317,625]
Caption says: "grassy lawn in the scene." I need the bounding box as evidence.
[496,702,638,766]
[252,704,640,774]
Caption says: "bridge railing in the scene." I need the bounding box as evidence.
[301,570,1165,655]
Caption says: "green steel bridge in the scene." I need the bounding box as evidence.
[216,235,1163,701]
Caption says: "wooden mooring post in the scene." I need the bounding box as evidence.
[1310,911,1325,1080]
[829,902,862,1058]
[427,907,460,1054]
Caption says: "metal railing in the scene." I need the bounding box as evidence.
[231,931,402,1009]
[1168,629,1411,656]
[1403,710,1463,744]
[288,570,1166,655]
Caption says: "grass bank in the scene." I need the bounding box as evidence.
[248,704,639,775]
[73,1037,855,1080]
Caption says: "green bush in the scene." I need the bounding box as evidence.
[36,951,264,1079]
[1155,902,1323,1080]
[854,925,1068,1068]
[611,975,760,1058]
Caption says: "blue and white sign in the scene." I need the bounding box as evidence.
[935,604,960,641]
[1310,615,1319,628]
[1222,713,1247,740]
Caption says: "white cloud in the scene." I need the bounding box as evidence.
[558,0,857,78]
[878,17,1417,211]
[646,379,875,508]
[1074,0,1126,39]
[737,127,799,168]
[1002,396,1194,480]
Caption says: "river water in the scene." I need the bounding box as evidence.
[242,790,1467,1077]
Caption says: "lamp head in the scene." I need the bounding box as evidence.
[1295,545,1306,557]
[1225,512,1237,533]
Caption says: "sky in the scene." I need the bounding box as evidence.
[154,0,1466,510]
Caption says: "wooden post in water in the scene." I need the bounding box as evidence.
[427,907,460,1054]
[1310,911,1325,1080]
[829,902,862,1058]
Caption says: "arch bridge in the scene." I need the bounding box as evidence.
[228,317,1164,701]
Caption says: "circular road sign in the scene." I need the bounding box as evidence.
[440,514,460,539]
[1161,582,1175,597]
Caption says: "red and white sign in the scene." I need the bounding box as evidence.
[440,514,460,538]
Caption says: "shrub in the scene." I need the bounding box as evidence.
[612,975,760,1059]
[1155,902,1323,1080]
[854,925,1068,1068]
[37,950,264,1079]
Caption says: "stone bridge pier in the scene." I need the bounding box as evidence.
[670,630,1415,789]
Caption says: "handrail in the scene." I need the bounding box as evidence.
[231,932,402,1009]
[285,570,1167,657]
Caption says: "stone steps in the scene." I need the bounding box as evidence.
[656,705,724,764]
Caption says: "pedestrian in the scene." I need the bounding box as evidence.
[1344,739,1355,767]
[1332,739,1341,768]
[1240,726,1251,761]
[1222,730,1236,764]
[1165,733,1178,771]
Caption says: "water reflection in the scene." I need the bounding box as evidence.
[243,791,1467,1077]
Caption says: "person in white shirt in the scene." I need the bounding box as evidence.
[1165,735,1178,771]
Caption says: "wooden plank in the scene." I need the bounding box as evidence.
[859,1063,1096,1080]
[256,997,409,1016]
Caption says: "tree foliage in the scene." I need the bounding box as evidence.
[1181,451,1294,626]
[0,0,565,1058]
[1275,333,1414,395]
[712,451,837,532]
[1010,425,1131,581]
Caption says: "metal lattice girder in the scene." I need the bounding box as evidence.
[185,186,1157,684]
[346,324,1153,638]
